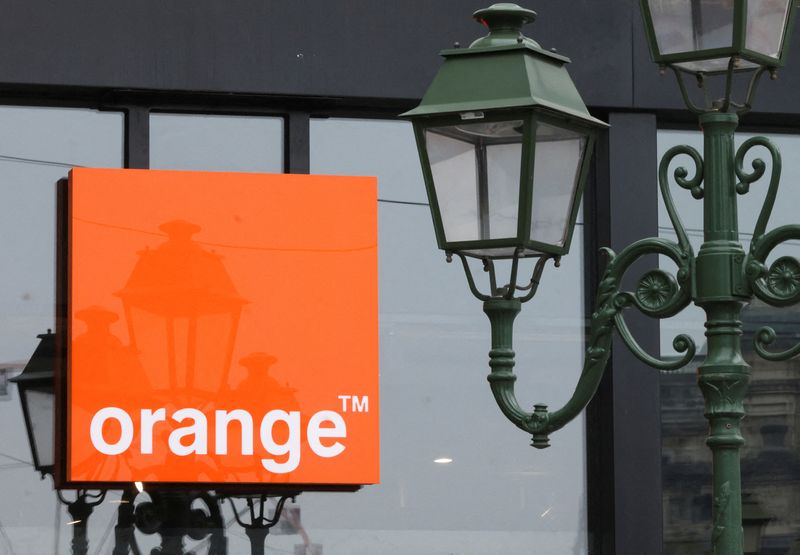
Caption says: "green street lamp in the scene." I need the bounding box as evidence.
[402,3,606,262]
[404,3,797,554]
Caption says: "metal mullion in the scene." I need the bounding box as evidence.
[124,106,150,169]
[476,139,490,240]
[585,112,662,554]
[284,111,310,174]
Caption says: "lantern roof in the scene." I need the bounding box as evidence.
[10,331,55,385]
[401,3,606,129]
[116,219,247,317]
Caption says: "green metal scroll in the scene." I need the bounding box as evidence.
[735,136,781,243]
[482,230,695,448]
[747,221,800,361]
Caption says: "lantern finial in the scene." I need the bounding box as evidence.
[471,4,539,48]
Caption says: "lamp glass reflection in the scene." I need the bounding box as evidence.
[25,387,54,469]
[425,120,523,244]
[530,123,586,247]
[646,0,792,73]
[746,0,792,58]
[648,0,734,54]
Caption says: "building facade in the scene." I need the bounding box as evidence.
[1,1,800,553]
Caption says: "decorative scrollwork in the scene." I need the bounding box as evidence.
[615,311,696,371]
[754,326,800,362]
[635,270,678,312]
[734,137,781,244]
[485,231,697,448]
[741,138,799,362]
[612,239,693,319]
[659,145,703,254]
[766,256,800,298]
[747,225,800,307]
[481,142,713,448]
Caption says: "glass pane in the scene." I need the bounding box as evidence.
[310,118,426,204]
[425,130,480,242]
[659,129,800,553]
[486,142,523,238]
[27,389,54,468]
[150,113,283,172]
[310,117,588,554]
[649,0,695,54]
[426,120,524,243]
[530,123,586,247]
[648,0,733,55]
[746,0,791,58]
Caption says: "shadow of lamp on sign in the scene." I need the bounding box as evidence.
[402,2,798,554]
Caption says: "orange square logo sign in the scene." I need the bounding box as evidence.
[66,168,379,486]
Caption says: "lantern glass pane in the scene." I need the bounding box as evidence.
[426,120,523,244]
[26,388,54,468]
[746,0,791,59]
[530,123,587,247]
[647,0,734,55]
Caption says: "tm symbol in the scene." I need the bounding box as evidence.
[338,395,369,413]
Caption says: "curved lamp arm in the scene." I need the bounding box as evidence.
[479,140,706,448]
[484,235,695,449]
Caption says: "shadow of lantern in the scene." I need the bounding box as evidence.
[116,220,247,397]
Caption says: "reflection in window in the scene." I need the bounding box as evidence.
[659,129,800,554]
[0,110,589,554]
[0,105,124,553]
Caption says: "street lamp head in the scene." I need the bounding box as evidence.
[401,3,606,261]
[640,0,797,75]
[10,331,56,478]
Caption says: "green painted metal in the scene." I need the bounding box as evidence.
[477,105,800,554]
[694,113,748,555]
[400,4,604,127]
[401,4,606,260]
[406,4,800,555]
[478,108,793,555]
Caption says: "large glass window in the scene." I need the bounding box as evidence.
[659,128,800,554]
[0,105,124,554]
[294,117,589,554]
[0,110,587,554]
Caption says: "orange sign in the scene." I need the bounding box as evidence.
[66,168,379,486]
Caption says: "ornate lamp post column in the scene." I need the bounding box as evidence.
[404,3,799,554]
[640,2,797,552]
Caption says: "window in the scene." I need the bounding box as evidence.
[150,113,283,172]
[287,117,590,554]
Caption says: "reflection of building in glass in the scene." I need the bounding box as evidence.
[662,300,800,554]
[0,362,24,399]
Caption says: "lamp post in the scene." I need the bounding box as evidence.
[403,3,798,554]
